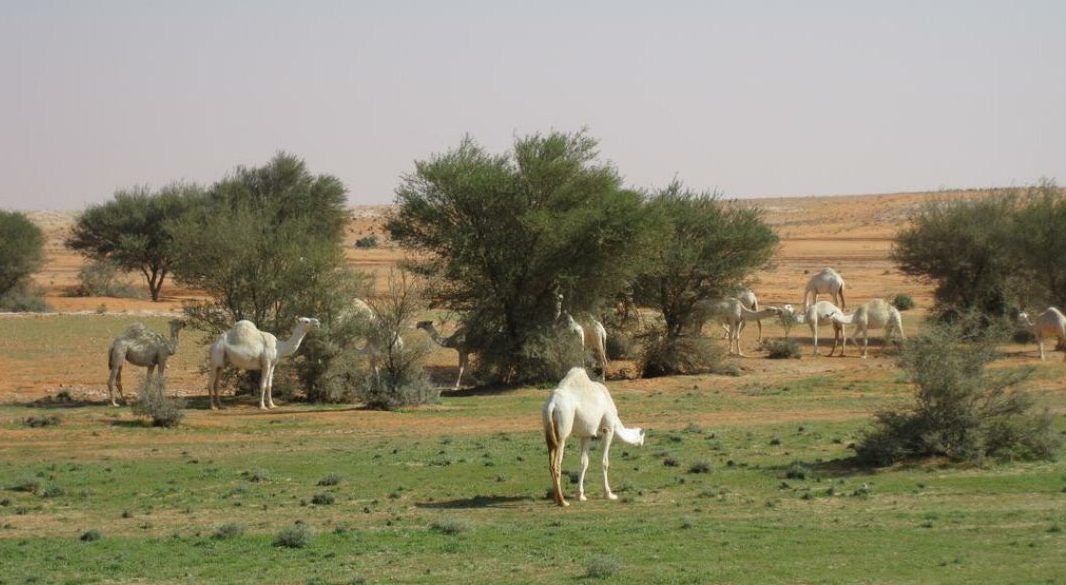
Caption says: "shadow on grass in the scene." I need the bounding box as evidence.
[415,494,531,509]
[767,456,876,479]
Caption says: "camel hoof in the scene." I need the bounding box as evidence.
[559,500,570,507]
[578,494,587,502]
[606,493,619,501]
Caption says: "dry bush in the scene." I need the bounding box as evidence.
[640,333,726,378]
[131,377,184,428]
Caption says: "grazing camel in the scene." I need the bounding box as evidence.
[416,320,473,389]
[106,319,185,406]
[722,287,764,342]
[828,299,904,358]
[1017,307,1066,362]
[693,298,781,356]
[542,367,645,507]
[793,300,848,356]
[558,310,608,380]
[803,267,846,311]
[207,317,320,410]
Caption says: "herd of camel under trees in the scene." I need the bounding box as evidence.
[103,265,1066,506]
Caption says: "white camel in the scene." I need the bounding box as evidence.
[828,299,905,358]
[559,310,608,381]
[352,298,405,378]
[791,300,848,356]
[803,267,846,311]
[1017,307,1066,362]
[721,287,764,342]
[416,320,473,389]
[106,319,185,406]
[207,317,320,410]
[542,367,645,507]
[694,298,781,356]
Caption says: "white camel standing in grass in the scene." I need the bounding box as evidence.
[828,298,905,358]
[791,300,848,356]
[106,319,185,406]
[542,367,645,507]
[1017,307,1066,362]
[693,298,781,356]
[803,267,846,311]
[416,320,473,389]
[207,317,320,410]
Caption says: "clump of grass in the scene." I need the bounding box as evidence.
[892,294,915,311]
[311,493,336,506]
[130,377,184,428]
[79,529,102,542]
[316,473,343,486]
[274,523,313,548]
[584,555,622,578]
[23,415,61,428]
[243,469,270,483]
[662,456,679,467]
[11,477,41,494]
[760,338,802,359]
[784,461,811,480]
[430,518,471,535]
[41,485,64,498]
[212,522,245,540]
[688,460,712,474]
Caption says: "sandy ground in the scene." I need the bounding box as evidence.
[5,189,1012,407]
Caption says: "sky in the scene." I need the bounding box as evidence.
[1,0,1064,210]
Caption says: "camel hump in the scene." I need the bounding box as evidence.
[123,322,148,337]
[227,320,263,346]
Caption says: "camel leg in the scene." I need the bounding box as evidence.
[208,367,223,410]
[454,352,467,390]
[266,364,277,409]
[1038,337,1046,360]
[577,437,591,502]
[735,325,746,357]
[108,365,122,407]
[811,323,820,356]
[549,437,568,507]
[861,330,870,359]
[601,428,618,500]
[258,363,270,410]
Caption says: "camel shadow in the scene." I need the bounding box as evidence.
[415,494,530,509]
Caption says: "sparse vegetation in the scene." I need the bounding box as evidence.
[274,523,314,548]
[584,555,622,578]
[430,518,471,535]
[892,294,915,311]
[0,210,47,311]
[130,378,184,428]
[211,523,245,540]
[23,415,60,428]
[761,338,802,359]
[640,334,725,377]
[70,259,143,298]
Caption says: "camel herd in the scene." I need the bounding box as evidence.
[102,266,1066,507]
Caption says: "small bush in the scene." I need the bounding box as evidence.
[274,523,314,548]
[0,281,50,312]
[510,328,586,384]
[430,518,470,535]
[317,473,343,486]
[212,523,245,540]
[760,338,801,359]
[584,555,622,578]
[243,469,270,483]
[11,477,41,494]
[311,492,336,505]
[354,235,379,249]
[23,415,60,428]
[131,377,184,427]
[856,318,1061,465]
[892,294,915,311]
[688,460,712,474]
[41,485,64,498]
[784,461,811,480]
[640,334,726,378]
[70,260,144,299]
[79,529,102,542]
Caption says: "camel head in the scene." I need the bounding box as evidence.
[297,317,322,331]
[1017,312,1033,327]
[617,426,645,446]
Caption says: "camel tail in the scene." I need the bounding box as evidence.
[108,350,114,371]
[543,401,561,451]
[839,282,846,309]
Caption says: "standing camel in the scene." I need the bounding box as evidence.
[416,320,473,390]
[1017,307,1066,362]
[828,299,904,358]
[207,317,320,410]
[543,367,644,507]
[793,300,848,356]
[693,298,781,356]
[803,267,846,311]
[107,319,185,406]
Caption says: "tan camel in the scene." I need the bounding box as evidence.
[416,320,472,389]
[803,267,846,311]
[694,298,781,356]
[207,317,320,410]
[107,319,185,406]
[828,299,905,358]
[724,287,764,342]
[1017,307,1066,362]
[543,367,644,507]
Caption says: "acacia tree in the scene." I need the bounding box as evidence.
[1011,181,1066,309]
[388,131,658,383]
[66,183,204,301]
[632,183,778,338]
[0,210,46,308]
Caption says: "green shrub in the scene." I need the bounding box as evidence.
[354,235,379,249]
[856,318,1060,465]
[311,492,335,505]
[316,473,343,486]
[584,555,622,578]
[892,294,915,311]
[79,529,102,542]
[70,260,144,299]
[640,334,726,378]
[23,415,60,428]
[430,518,471,535]
[760,338,801,359]
[212,523,245,540]
[274,523,313,548]
[784,461,811,480]
[688,460,712,474]
[0,281,50,312]
[130,378,184,428]
[11,477,41,494]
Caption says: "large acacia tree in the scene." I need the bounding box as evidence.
[66,183,203,301]
[388,131,658,382]
[632,183,778,338]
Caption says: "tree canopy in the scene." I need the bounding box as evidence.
[388,131,659,382]
[0,210,45,298]
[66,183,204,301]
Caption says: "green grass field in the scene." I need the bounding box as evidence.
[1,316,1064,584]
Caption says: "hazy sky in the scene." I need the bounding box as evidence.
[2,1,1064,210]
